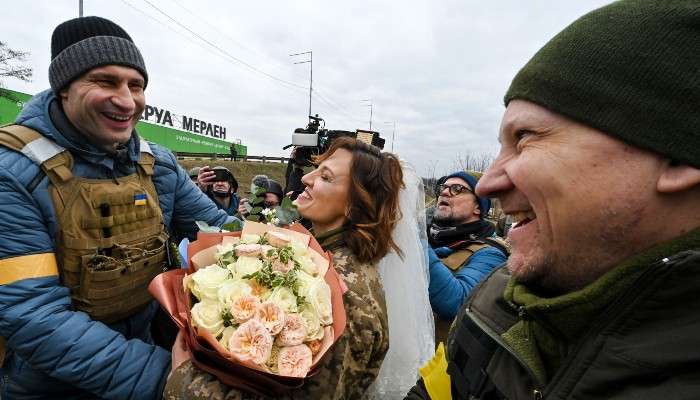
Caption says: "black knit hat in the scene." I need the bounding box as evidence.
[505,0,700,168]
[49,16,148,92]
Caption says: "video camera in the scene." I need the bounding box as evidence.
[283,114,386,167]
[282,114,386,198]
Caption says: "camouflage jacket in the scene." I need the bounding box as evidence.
[164,233,390,400]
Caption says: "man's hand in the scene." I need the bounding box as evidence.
[197,166,216,191]
[237,198,251,216]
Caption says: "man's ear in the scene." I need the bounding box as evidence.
[657,161,700,193]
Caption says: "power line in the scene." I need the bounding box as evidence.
[168,0,284,71]
[314,91,365,125]
[140,0,307,91]
[126,0,369,127]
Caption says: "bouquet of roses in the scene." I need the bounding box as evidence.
[149,221,346,395]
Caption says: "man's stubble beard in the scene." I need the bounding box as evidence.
[510,203,646,296]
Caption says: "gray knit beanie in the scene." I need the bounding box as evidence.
[49,16,148,93]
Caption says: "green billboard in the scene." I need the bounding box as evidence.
[0,89,246,156]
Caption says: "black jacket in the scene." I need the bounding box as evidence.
[407,249,700,400]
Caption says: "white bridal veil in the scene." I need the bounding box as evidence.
[369,161,435,399]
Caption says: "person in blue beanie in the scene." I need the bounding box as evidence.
[427,171,507,345]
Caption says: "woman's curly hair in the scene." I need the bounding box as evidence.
[314,137,404,264]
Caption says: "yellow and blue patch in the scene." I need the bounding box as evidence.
[134,192,147,206]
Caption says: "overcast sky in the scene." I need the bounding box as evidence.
[4,0,610,176]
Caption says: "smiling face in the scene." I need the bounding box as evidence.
[60,65,145,152]
[476,100,667,294]
[295,148,352,234]
[433,177,481,226]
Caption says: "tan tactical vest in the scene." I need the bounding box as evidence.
[0,124,170,324]
[434,237,510,345]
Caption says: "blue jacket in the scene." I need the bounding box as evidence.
[211,192,240,216]
[0,90,236,400]
[428,245,507,321]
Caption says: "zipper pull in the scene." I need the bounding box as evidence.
[518,306,531,320]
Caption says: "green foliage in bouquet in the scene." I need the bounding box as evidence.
[245,186,267,223]
[242,243,306,308]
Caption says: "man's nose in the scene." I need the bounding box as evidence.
[475,158,513,198]
[111,83,136,111]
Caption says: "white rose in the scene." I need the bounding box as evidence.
[218,279,253,307]
[240,234,261,244]
[215,242,236,259]
[296,254,318,276]
[190,265,232,301]
[191,299,225,336]
[289,240,309,257]
[219,326,236,348]
[299,306,324,341]
[267,286,298,313]
[234,256,263,278]
[306,279,333,325]
[294,270,316,298]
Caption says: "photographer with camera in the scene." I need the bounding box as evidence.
[197,165,240,216]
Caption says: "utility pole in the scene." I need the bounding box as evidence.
[290,51,312,117]
[361,99,373,130]
[79,0,83,17]
[384,121,397,152]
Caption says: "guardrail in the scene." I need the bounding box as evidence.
[174,152,290,163]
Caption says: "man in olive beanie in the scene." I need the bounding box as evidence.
[407,1,700,399]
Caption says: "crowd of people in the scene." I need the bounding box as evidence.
[186,164,285,220]
[0,1,699,399]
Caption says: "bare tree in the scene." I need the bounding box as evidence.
[451,151,494,174]
[0,41,32,101]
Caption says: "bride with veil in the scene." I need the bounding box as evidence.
[369,161,435,399]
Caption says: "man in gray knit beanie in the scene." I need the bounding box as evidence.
[47,16,148,152]
[0,15,240,400]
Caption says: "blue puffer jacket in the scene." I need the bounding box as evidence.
[428,245,507,321]
[0,90,236,400]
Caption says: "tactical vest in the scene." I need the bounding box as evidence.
[434,237,509,345]
[0,124,170,324]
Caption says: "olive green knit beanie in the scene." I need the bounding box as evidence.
[505,0,700,168]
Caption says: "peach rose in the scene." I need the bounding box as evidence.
[248,279,271,299]
[277,344,313,377]
[267,231,291,248]
[272,258,295,274]
[277,313,306,346]
[255,301,286,335]
[235,243,263,257]
[228,319,273,364]
[231,295,261,323]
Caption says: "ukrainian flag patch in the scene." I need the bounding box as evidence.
[134,192,147,206]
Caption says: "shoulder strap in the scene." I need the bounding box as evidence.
[136,137,155,176]
[0,124,74,183]
[442,243,491,271]
[483,236,511,256]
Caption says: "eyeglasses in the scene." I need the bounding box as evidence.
[436,183,473,197]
